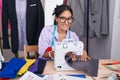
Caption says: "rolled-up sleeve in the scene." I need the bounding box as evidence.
[38,26,52,58]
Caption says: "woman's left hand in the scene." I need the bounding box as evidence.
[80,50,91,61]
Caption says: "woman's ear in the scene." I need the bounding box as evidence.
[54,17,58,25]
[55,17,58,23]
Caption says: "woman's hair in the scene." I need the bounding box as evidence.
[52,4,73,25]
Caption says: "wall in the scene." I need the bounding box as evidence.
[110,0,120,59]
[44,0,63,25]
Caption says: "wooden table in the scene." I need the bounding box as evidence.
[12,59,120,80]
[94,59,120,80]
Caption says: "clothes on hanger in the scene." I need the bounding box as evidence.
[63,0,67,5]
[67,0,87,38]
[2,0,44,54]
[67,0,109,38]
[89,0,109,38]
[0,0,2,34]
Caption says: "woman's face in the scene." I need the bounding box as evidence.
[56,10,73,32]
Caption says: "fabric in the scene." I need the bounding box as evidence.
[63,0,67,5]
[2,0,44,54]
[17,59,36,75]
[67,0,87,37]
[28,58,40,73]
[28,58,46,74]
[67,0,109,38]
[40,0,45,9]
[0,78,9,80]
[38,25,79,58]
[65,56,99,77]
[89,0,109,38]
[0,0,2,33]
[0,58,26,78]
[16,0,28,51]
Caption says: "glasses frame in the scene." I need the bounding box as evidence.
[58,16,74,24]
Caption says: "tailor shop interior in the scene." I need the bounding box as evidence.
[0,0,120,79]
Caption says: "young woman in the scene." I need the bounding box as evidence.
[38,4,91,61]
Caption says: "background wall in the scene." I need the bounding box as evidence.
[110,0,120,59]
[44,0,63,25]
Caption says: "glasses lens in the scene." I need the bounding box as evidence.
[59,17,74,24]
[60,17,66,23]
[68,18,74,23]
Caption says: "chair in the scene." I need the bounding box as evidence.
[24,45,38,59]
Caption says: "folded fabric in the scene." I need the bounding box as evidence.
[1,62,9,70]
[17,59,36,75]
[29,58,46,74]
[65,56,99,77]
[0,78,9,80]
[0,58,26,78]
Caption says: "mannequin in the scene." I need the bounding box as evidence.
[2,0,44,57]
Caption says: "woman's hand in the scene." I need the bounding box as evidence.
[67,51,91,61]
[80,50,91,61]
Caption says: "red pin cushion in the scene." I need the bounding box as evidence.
[45,47,52,53]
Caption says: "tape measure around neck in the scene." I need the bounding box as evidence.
[51,25,70,46]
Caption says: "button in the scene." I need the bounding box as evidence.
[93,20,96,23]
[63,43,67,49]
[91,13,94,16]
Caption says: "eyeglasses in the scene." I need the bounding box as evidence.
[58,16,74,24]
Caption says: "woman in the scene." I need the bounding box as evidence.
[38,4,90,61]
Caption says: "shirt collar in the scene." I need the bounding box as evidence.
[54,26,70,41]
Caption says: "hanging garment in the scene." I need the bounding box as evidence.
[89,0,109,38]
[63,0,67,4]
[0,0,2,33]
[67,0,109,38]
[16,0,28,51]
[67,0,87,37]
[40,0,45,9]
[0,0,11,33]
[2,0,44,54]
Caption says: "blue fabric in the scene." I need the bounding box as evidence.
[67,74,86,78]
[0,58,26,78]
[2,62,8,69]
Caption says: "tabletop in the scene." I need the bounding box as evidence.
[12,59,120,80]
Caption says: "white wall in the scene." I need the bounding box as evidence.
[111,0,120,59]
[44,0,63,25]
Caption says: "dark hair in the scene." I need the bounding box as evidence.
[52,4,73,25]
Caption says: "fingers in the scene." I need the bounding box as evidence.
[71,55,77,61]
[51,51,54,57]
[80,50,91,61]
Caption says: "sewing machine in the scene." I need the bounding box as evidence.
[54,39,84,71]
